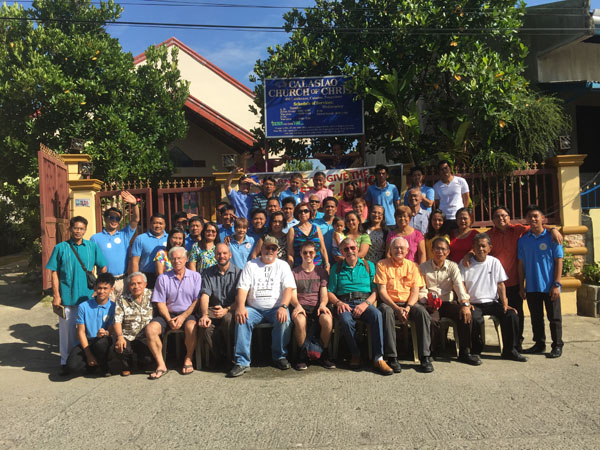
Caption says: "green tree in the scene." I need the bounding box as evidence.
[0,0,189,253]
[250,0,570,171]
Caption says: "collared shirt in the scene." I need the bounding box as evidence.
[76,297,115,339]
[185,235,201,252]
[114,289,154,341]
[365,182,400,226]
[313,218,334,258]
[419,259,470,303]
[303,188,334,205]
[91,225,136,276]
[279,188,303,205]
[230,235,255,269]
[374,258,424,303]
[488,224,528,287]
[252,193,279,211]
[409,208,430,236]
[227,189,255,219]
[328,258,375,296]
[283,218,299,234]
[433,176,469,220]
[403,184,435,212]
[131,231,168,273]
[518,229,563,293]
[218,224,235,243]
[46,239,107,306]
[201,263,242,308]
[310,212,325,221]
[152,269,202,313]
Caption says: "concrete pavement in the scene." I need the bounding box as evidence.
[1,259,599,449]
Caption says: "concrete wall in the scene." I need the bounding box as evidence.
[538,41,600,82]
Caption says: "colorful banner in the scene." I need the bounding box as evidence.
[249,163,403,198]
[264,76,364,138]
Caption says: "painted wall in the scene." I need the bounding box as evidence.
[538,41,600,82]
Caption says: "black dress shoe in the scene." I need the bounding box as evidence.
[501,350,528,362]
[523,343,546,354]
[59,365,69,376]
[547,347,562,358]
[387,358,402,373]
[458,351,482,366]
[420,356,434,373]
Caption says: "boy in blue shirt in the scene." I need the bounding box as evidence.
[229,217,255,269]
[66,273,117,376]
[518,205,564,358]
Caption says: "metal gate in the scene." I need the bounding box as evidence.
[38,144,70,291]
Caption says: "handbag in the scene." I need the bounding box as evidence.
[67,241,97,289]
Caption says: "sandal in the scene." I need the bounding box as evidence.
[182,364,194,375]
[148,368,168,380]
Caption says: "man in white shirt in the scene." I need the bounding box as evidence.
[228,236,296,377]
[433,160,470,228]
[459,233,527,362]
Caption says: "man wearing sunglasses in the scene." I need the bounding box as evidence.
[328,238,393,375]
[229,236,296,377]
[91,190,140,298]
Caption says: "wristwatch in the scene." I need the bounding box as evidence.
[552,281,562,288]
[461,301,471,307]
[280,304,288,309]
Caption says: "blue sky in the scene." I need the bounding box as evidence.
[105,0,599,88]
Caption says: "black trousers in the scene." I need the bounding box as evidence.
[66,336,111,375]
[526,291,563,349]
[198,311,234,365]
[506,285,524,350]
[470,301,519,355]
[380,302,431,358]
[429,302,472,353]
[109,333,152,372]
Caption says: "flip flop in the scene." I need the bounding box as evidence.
[148,368,168,380]
[182,364,194,375]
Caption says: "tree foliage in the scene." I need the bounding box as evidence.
[0,0,189,253]
[250,0,570,171]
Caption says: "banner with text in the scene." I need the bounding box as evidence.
[264,76,364,138]
[249,164,403,199]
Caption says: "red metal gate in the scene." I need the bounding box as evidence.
[38,144,70,291]
[157,179,220,228]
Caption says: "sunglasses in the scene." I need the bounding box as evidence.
[342,246,357,252]
[176,220,188,225]
[107,215,121,222]
[301,251,315,256]
[264,245,278,251]
[309,200,320,204]
[298,209,310,214]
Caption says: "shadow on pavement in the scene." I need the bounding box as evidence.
[0,323,58,377]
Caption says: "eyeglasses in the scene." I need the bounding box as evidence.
[301,251,315,256]
[298,209,310,214]
[433,247,449,252]
[205,229,217,234]
[107,215,121,222]
[309,200,320,204]
[176,220,188,226]
[342,246,357,252]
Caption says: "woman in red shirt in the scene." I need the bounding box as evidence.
[449,207,478,263]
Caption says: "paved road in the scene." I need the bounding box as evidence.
[1,261,599,449]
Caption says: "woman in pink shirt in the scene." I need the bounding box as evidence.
[386,206,425,264]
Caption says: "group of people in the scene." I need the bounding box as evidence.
[47,160,565,380]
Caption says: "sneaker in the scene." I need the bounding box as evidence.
[275,358,291,370]
[387,358,402,373]
[373,358,394,376]
[295,361,308,370]
[321,357,336,369]
[227,364,250,378]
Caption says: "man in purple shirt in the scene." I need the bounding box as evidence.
[146,246,201,379]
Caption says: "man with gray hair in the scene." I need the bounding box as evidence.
[407,187,430,235]
[111,272,154,376]
[146,246,201,379]
[459,233,527,362]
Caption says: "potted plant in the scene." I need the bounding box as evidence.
[577,262,600,317]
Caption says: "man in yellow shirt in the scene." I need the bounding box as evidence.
[374,237,433,373]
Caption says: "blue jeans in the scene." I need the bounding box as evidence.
[234,306,291,367]
[336,299,384,359]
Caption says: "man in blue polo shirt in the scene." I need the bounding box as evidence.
[279,172,305,205]
[47,216,107,375]
[365,164,401,227]
[91,190,139,298]
[328,237,393,375]
[218,205,236,242]
[65,272,116,377]
[518,205,564,358]
[131,213,168,289]
[224,168,257,219]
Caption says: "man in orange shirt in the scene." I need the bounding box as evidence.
[487,206,562,351]
[375,236,433,373]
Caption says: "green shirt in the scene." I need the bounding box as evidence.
[328,258,375,296]
[46,239,107,306]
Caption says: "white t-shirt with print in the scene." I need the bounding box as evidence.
[237,257,296,310]
[459,256,508,304]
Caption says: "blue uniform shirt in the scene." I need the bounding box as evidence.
[46,239,107,306]
[130,231,168,273]
[365,182,400,226]
[76,297,116,339]
[227,189,255,219]
[313,218,334,260]
[229,235,255,269]
[218,224,235,242]
[279,188,303,205]
[91,225,136,276]
[518,229,564,293]
[403,184,435,212]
